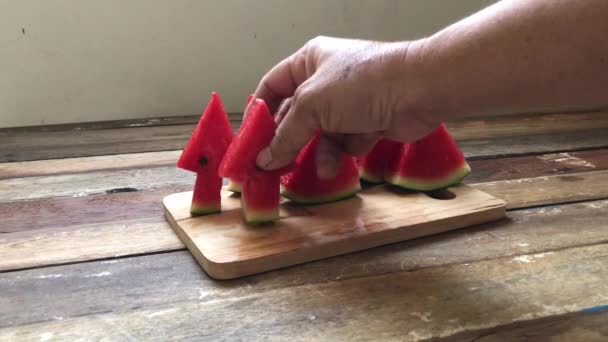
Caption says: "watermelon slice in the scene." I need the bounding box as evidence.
[177,92,233,215]
[219,99,281,223]
[281,133,361,204]
[242,171,280,223]
[385,123,471,191]
[357,138,403,183]
[227,94,254,193]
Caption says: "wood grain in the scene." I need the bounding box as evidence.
[472,170,608,209]
[460,128,608,159]
[431,310,608,342]
[465,150,608,183]
[0,185,189,233]
[2,242,606,341]
[0,151,180,180]
[2,170,607,272]
[2,111,607,162]
[2,147,606,183]
[2,199,607,328]
[449,110,608,141]
[165,185,506,279]
[0,166,193,202]
[2,149,606,234]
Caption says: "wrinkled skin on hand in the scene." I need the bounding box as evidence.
[252,36,438,179]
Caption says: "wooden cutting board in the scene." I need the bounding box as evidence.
[164,184,506,279]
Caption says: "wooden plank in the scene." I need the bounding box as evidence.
[165,185,506,279]
[0,185,189,233]
[0,123,236,162]
[2,111,607,162]
[465,149,608,183]
[449,110,608,141]
[1,170,607,272]
[432,310,608,342]
[2,147,606,183]
[0,151,180,180]
[0,113,242,133]
[2,198,607,328]
[0,115,199,133]
[2,149,606,234]
[3,157,607,206]
[0,218,183,272]
[472,170,608,209]
[0,166,193,202]
[1,241,607,340]
[460,128,608,159]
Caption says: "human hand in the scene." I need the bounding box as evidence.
[251,36,440,179]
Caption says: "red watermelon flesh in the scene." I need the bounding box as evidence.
[357,138,403,183]
[219,98,281,223]
[385,123,471,191]
[281,133,361,204]
[227,94,254,193]
[242,171,280,224]
[177,92,233,215]
[219,98,280,179]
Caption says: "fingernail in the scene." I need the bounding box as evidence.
[256,147,273,169]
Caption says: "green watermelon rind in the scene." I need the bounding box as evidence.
[281,181,362,205]
[241,198,280,224]
[190,203,221,216]
[386,163,471,191]
[359,168,384,184]
[226,178,242,193]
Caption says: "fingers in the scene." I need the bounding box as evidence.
[256,95,319,170]
[316,135,343,179]
[315,133,379,179]
[275,98,292,125]
[341,133,380,156]
[254,44,312,113]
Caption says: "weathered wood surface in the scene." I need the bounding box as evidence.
[0,151,180,180]
[2,111,607,162]
[2,149,605,234]
[0,123,233,162]
[0,166,193,202]
[449,110,608,140]
[2,169,607,272]
[465,150,608,183]
[2,112,608,340]
[432,309,608,342]
[0,115,201,133]
[2,147,606,183]
[2,155,607,204]
[1,241,606,341]
[473,170,608,209]
[2,199,607,328]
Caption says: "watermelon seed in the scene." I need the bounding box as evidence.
[199,156,209,167]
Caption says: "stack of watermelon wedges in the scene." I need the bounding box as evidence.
[177,93,470,224]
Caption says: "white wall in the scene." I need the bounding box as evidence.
[0,0,494,128]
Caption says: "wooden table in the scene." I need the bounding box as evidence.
[1,111,608,341]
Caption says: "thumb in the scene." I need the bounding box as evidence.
[256,96,319,170]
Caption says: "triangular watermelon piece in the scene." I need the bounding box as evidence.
[281,132,361,204]
[219,99,281,223]
[227,94,254,193]
[357,138,403,183]
[385,123,471,191]
[177,92,233,215]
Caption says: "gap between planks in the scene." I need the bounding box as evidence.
[2,111,608,162]
[1,241,607,341]
[1,198,607,330]
[1,170,608,272]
